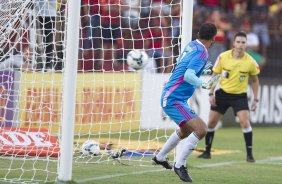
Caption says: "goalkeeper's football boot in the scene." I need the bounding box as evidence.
[197,151,211,159]
[174,165,192,182]
[247,154,255,163]
[152,156,172,169]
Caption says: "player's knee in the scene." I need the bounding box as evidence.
[240,120,251,128]
[177,129,189,139]
[194,126,207,139]
[201,127,208,138]
[208,120,218,129]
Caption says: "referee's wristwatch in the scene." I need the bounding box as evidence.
[208,92,214,96]
[254,98,259,103]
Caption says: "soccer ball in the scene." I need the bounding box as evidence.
[81,140,100,156]
[126,50,149,70]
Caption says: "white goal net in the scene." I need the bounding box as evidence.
[0,0,199,183]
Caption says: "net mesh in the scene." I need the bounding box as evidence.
[74,0,181,166]
[0,0,182,182]
[0,0,33,60]
[0,0,63,183]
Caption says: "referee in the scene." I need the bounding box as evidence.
[198,31,260,162]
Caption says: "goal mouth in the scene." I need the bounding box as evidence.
[0,0,183,183]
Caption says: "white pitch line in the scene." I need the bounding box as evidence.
[76,168,165,183]
[197,156,282,168]
[197,161,238,168]
[75,156,282,183]
[255,156,282,163]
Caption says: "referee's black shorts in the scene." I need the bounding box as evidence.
[211,89,249,115]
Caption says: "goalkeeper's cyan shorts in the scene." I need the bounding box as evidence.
[162,101,198,127]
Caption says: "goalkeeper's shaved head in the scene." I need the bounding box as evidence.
[198,23,217,40]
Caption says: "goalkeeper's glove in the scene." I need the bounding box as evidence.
[202,74,221,89]
[202,69,212,75]
[202,82,211,89]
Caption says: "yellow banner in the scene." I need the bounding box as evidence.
[19,72,141,134]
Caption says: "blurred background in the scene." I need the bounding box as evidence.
[76,0,282,77]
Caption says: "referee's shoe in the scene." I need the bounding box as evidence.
[247,154,255,163]
[174,164,192,182]
[152,156,172,169]
[197,151,211,159]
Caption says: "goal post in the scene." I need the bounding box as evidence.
[180,0,193,52]
[58,0,81,182]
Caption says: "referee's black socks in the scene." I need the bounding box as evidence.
[243,131,253,156]
[205,129,215,153]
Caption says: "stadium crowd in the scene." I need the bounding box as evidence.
[76,0,282,73]
[1,0,281,74]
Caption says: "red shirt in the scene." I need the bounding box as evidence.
[226,0,245,10]
[144,28,163,49]
[100,0,124,25]
[82,0,99,15]
[202,0,221,6]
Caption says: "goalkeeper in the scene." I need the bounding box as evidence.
[152,23,217,183]
[197,31,260,162]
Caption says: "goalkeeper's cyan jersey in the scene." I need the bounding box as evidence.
[162,39,209,107]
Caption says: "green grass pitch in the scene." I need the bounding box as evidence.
[0,127,281,184]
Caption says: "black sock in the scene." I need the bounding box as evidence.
[244,131,253,156]
[205,131,215,153]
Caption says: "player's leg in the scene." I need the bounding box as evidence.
[232,91,255,162]
[176,115,206,158]
[43,16,55,69]
[152,104,188,169]
[198,89,227,159]
[236,110,255,162]
[198,110,223,158]
[176,116,207,166]
[172,103,207,182]
[173,116,207,182]
[153,102,200,182]
[152,128,181,169]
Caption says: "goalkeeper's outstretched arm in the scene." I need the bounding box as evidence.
[184,68,202,88]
